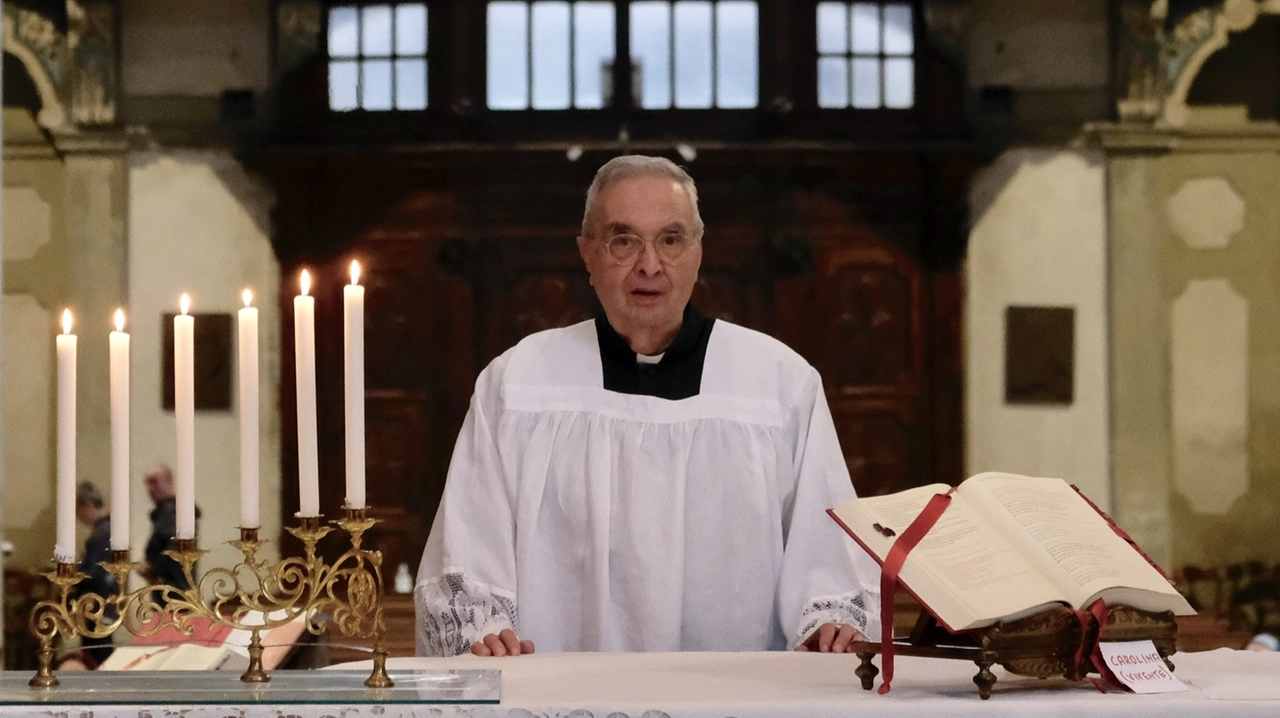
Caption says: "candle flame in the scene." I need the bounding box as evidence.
[300,269,311,297]
[350,260,361,285]
[180,294,191,315]
[61,309,73,335]
[243,289,253,307]
[114,309,125,333]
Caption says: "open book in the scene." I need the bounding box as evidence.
[829,472,1195,634]
[100,642,248,671]
[99,610,307,671]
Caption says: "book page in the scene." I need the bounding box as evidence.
[833,485,1065,631]
[961,473,1191,614]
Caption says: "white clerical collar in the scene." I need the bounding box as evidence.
[636,352,665,365]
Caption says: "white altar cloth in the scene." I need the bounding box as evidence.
[6,648,1280,717]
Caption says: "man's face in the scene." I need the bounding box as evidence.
[145,473,173,503]
[577,175,702,343]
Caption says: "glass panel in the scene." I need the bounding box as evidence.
[329,6,359,58]
[715,1,757,108]
[329,60,360,110]
[883,3,913,55]
[488,2,529,109]
[883,57,913,108]
[531,2,571,109]
[673,1,713,108]
[816,2,847,56]
[631,1,671,108]
[574,2,615,108]
[0,669,502,705]
[395,4,428,56]
[362,5,393,57]
[817,56,849,108]
[362,59,393,109]
[850,3,880,55]
[396,58,428,109]
[852,56,880,108]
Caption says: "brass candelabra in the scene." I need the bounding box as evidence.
[27,507,393,689]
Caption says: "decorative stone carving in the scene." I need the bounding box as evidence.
[1114,0,1280,126]
[1171,279,1249,515]
[1,7,67,129]
[277,1,324,77]
[67,1,117,126]
[1166,177,1246,249]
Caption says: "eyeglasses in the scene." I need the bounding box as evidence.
[600,232,695,265]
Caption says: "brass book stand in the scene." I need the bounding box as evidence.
[851,604,1178,699]
[27,508,393,689]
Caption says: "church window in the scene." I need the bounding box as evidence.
[487,1,617,110]
[816,2,914,109]
[629,1,758,109]
[484,1,758,110]
[328,3,429,111]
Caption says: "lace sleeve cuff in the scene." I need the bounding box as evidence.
[415,570,519,656]
[793,589,880,649]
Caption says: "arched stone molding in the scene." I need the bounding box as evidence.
[1,11,67,129]
[1161,0,1280,127]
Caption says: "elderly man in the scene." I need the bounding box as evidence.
[415,155,879,657]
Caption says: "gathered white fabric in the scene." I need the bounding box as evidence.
[415,318,881,656]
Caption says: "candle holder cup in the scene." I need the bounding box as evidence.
[27,507,392,688]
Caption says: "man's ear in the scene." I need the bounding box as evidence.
[576,236,595,285]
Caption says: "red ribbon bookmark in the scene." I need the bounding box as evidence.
[876,488,955,694]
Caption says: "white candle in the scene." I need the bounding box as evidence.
[174,294,196,540]
[238,289,259,527]
[295,270,320,517]
[55,310,77,563]
[109,309,130,550]
[344,261,366,510]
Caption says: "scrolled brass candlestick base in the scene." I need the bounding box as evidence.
[28,508,392,689]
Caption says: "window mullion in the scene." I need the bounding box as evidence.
[668,1,675,109]
[613,0,629,111]
[570,2,577,108]
[710,1,718,108]
[846,3,853,108]
[391,3,399,109]
[527,2,535,108]
[878,2,886,107]
[357,6,364,109]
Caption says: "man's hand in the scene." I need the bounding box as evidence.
[470,628,536,657]
[794,623,867,653]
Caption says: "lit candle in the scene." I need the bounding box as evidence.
[344,261,366,510]
[55,310,77,563]
[295,270,320,517]
[239,290,260,528]
[109,309,130,550]
[174,294,196,540]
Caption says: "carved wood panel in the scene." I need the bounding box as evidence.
[776,234,927,497]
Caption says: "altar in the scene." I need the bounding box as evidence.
[2,648,1279,717]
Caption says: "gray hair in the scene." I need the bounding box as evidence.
[76,481,104,509]
[581,155,704,241]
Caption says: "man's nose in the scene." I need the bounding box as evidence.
[634,240,664,274]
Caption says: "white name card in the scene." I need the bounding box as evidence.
[1099,640,1188,694]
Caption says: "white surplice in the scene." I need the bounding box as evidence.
[414,317,881,655]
